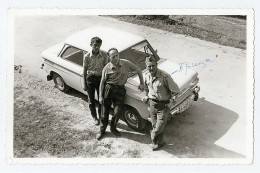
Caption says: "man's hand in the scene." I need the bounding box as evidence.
[142,96,149,104]
[165,97,175,109]
[87,70,95,75]
[138,83,145,91]
[99,97,104,105]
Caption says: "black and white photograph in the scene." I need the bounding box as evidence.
[6,9,254,164]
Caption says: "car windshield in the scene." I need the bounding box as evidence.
[119,41,158,75]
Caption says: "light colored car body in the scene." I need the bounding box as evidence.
[41,27,200,130]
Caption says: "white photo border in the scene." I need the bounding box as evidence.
[5,8,254,165]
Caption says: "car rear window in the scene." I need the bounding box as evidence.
[61,46,84,66]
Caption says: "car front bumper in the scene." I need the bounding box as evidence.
[170,85,200,115]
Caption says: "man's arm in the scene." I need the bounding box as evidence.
[142,75,150,104]
[165,75,180,108]
[103,52,109,65]
[83,54,88,91]
[99,67,107,104]
[127,60,145,91]
[167,75,180,95]
[136,67,145,91]
[144,75,149,96]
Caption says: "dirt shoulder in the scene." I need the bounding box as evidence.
[13,69,170,158]
[14,69,244,158]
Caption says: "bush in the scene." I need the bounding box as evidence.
[135,15,169,20]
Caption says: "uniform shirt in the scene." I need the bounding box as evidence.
[102,59,139,86]
[144,69,180,101]
[83,50,108,76]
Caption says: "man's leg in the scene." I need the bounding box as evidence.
[94,77,102,123]
[87,84,96,114]
[110,98,123,136]
[96,98,112,140]
[149,100,158,145]
[151,108,169,150]
[86,83,98,125]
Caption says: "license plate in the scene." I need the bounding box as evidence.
[178,97,192,113]
[170,95,194,115]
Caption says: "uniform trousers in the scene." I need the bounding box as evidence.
[149,99,170,145]
[100,84,126,133]
[86,75,101,120]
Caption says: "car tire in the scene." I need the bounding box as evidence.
[52,73,69,92]
[123,105,146,131]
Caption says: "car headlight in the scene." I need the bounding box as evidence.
[190,77,199,87]
[194,86,200,93]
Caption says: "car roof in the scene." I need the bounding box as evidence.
[65,27,145,52]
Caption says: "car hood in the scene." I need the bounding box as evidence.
[128,59,198,92]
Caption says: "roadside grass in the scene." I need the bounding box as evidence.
[123,148,141,158]
[13,71,143,158]
[108,15,246,49]
[14,91,96,157]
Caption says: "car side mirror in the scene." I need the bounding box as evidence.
[155,49,158,53]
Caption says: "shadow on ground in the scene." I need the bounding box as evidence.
[66,88,89,102]
[64,89,243,158]
[117,97,243,158]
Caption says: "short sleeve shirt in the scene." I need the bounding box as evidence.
[83,50,108,76]
[102,59,139,86]
[144,69,180,101]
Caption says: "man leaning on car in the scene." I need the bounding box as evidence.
[83,37,108,125]
[96,48,145,140]
[142,56,180,151]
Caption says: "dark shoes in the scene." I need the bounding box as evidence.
[96,126,121,141]
[96,132,105,140]
[96,129,121,140]
[110,128,121,137]
[151,142,166,151]
[93,118,99,126]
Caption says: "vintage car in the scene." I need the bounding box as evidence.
[41,27,200,131]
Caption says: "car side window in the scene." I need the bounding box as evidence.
[61,46,84,66]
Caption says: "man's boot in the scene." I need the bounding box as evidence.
[110,117,121,136]
[89,104,99,125]
[151,133,165,151]
[110,128,121,136]
[96,128,106,140]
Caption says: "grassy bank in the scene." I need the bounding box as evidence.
[108,15,246,49]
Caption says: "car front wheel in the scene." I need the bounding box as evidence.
[53,73,69,92]
[123,106,146,131]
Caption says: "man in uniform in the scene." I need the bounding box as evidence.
[142,56,180,151]
[83,37,108,125]
[96,48,145,140]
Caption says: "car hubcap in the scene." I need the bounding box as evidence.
[56,77,64,89]
[125,110,138,128]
